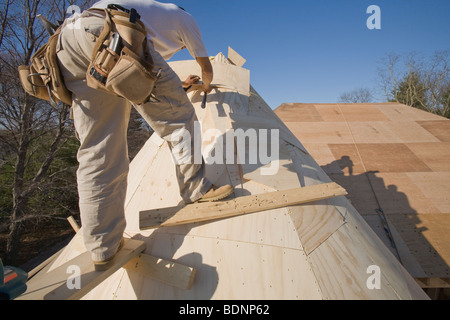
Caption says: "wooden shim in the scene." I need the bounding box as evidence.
[140,182,347,230]
[228,46,246,67]
[21,238,146,300]
[124,254,196,290]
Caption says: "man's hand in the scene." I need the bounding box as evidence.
[182,75,200,88]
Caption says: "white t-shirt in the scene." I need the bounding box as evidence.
[92,0,208,60]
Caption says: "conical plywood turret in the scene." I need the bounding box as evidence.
[23,50,429,300]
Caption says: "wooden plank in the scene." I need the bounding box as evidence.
[140,182,348,230]
[20,238,146,300]
[415,277,450,289]
[124,254,196,290]
[67,216,80,232]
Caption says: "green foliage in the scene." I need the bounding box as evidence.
[394,71,428,111]
[439,83,450,118]
[379,51,450,119]
[0,132,80,224]
[28,135,80,216]
[0,160,14,221]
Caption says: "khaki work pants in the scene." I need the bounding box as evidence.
[57,12,211,261]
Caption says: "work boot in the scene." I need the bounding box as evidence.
[93,238,124,272]
[197,184,234,203]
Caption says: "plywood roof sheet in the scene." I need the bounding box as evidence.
[275,103,450,279]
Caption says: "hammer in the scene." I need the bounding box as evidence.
[201,91,208,109]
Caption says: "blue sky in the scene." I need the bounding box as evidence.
[166,0,450,109]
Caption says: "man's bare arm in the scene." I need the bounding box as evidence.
[196,57,213,93]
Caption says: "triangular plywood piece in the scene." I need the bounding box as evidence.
[228,46,246,67]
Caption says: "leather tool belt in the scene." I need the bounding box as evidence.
[86,5,158,105]
[18,4,158,107]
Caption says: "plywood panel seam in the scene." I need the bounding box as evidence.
[337,104,368,173]
[111,269,127,300]
[148,232,307,253]
[283,139,309,155]
[304,221,348,257]
[125,143,166,209]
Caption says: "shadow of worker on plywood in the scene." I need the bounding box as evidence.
[321,155,450,299]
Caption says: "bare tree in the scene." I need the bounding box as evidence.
[127,108,153,161]
[378,51,450,118]
[0,0,14,48]
[339,87,375,103]
[0,0,93,264]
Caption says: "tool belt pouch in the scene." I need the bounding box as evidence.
[18,42,52,101]
[111,11,147,59]
[18,64,49,101]
[86,9,156,105]
[86,47,119,90]
[18,30,72,106]
[105,47,156,105]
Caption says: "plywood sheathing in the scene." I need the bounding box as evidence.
[29,54,430,300]
[118,59,428,299]
[417,121,450,142]
[389,214,450,278]
[275,103,450,281]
